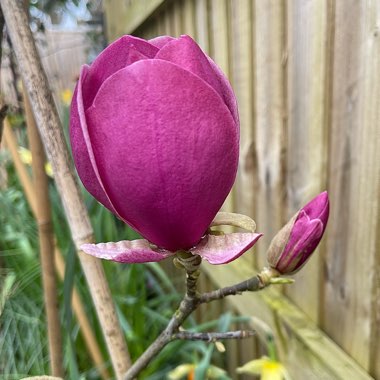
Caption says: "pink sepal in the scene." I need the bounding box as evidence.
[191,233,263,265]
[81,239,174,263]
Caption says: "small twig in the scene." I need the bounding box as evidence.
[199,275,265,304]
[172,330,256,342]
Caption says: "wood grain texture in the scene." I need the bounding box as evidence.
[100,0,380,376]
[182,0,196,38]
[323,0,380,373]
[194,0,210,53]
[209,0,235,221]
[202,262,373,380]
[172,0,183,37]
[103,0,165,39]
[229,0,256,268]
[285,0,331,322]
[253,0,287,268]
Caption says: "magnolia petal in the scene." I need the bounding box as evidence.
[207,57,239,128]
[149,35,175,49]
[70,66,116,214]
[266,212,298,267]
[191,232,262,265]
[278,218,324,274]
[155,35,238,126]
[81,239,173,263]
[86,59,238,251]
[302,190,329,224]
[82,35,158,109]
[211,212,256,232]
[71,66,136,228]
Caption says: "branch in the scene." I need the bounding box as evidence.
[172,330,256,341]
[199,275,265,304]
[123,259,279,379]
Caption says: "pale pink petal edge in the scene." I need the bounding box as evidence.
[81,239,174,263]
[191,232,263,265]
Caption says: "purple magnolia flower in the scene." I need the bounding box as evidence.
[267,191,329,275]
[70,34,262,264]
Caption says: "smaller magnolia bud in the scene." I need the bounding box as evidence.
[267,191,329,275]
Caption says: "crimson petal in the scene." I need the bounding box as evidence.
[85,59,238,251]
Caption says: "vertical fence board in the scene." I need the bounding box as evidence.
[229,0,257,269]
[323,0,380,372]
[103,0,380,377]
[194,0,209,53]
[209,0,234,219]
[182,0,196,38]
[285,0,330,322]
[230,0,255,228]
[364,4,380,376]
[253,0,286,267]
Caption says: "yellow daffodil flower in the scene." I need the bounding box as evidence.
[237,356,291,380]
[18,146,53,177]
[61,88,73,106]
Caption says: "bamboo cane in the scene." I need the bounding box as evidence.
[24,89,64,376]
[2,120,111,379]
[0,1,131,377]
[2,120,38,212]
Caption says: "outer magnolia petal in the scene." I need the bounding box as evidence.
[303,190,329,222]
[278,219,323,273]
[191,233,262,265]
[81,239,173,263]
[155,35,238,126]
[86,59,239,251]
[71,66,133,225]
[70,66,115,213]
[207,57,239,128]
[149,35,175,49]
[82,35,158,109]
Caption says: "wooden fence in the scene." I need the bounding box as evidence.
[103,1,380,379]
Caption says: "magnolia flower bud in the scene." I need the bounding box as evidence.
[267,191,329,275]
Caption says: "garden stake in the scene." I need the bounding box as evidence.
[0,0,131,377]
[2,120,110,380]
[24,88,64,377]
